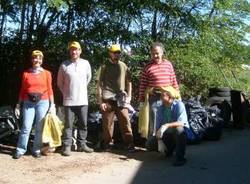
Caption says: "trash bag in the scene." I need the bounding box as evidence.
[0,106,20,140]
[203,106,224,140]
[42,113,64,148]
[185,97,211,142]
[185,97,224,142]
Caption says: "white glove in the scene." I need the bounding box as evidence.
[156,125,168,139]
[139,102,144,109]
[125,95,131,103]
[158,139,167,153]
[48,104,56,114]
[15,104,21,119]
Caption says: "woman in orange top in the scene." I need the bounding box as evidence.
[13,50,55,159]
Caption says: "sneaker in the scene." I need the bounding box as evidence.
[173,157,187,167]
[127,146,136,153]
[77,145,94,153]
[32,152,42,158]
[12,152,22,159]
[61,146,71,156]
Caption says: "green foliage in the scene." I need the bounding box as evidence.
[0,0,249,106]
[47,0,69,10]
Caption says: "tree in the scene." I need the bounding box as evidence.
[0,0,249,105]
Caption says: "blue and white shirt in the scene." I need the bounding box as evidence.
[156,99,189,130]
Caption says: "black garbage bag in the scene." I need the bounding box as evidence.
[203,106,224,140]
[185,97,211,143]
[0,106,20,141]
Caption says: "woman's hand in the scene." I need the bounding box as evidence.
[49,104,56,114]
[156,124,168,139]
[15,104,21,119]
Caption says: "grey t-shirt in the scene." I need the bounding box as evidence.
[57,58,92,106]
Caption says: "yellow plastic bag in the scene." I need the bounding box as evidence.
[42,113,64,148]
[138,88,152,139]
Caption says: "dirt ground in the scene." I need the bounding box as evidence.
[1,126,250,184]
[0,144,148,184]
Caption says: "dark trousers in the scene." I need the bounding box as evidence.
[162,126,186,159]
[101,99,133,146]
[145,93,162,150]
[62,105,88,147]
[148,93,162,136]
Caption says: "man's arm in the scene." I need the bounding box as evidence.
[57,64,64,93]
[139,68,148,102]
[86,61,92,84]
[126,81,132,100]
[96,79,102,105]
[125,66,132,102]
[96,67,103,105]
[156,121,183,139]
[96,67,108,112]
[162,121,183,129]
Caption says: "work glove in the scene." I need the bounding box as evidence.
[139,102,144,109]
[15,104,21,119]
[48,103,56,114]
[158,139,167,153]
[156,125,168,139]
[125,95,131,104]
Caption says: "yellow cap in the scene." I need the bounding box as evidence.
[160,86,181,99]
[31,50,43,57]
[68,41,81,49]
[109,44,121,52]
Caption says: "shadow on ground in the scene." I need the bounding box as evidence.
[126,127,250,184]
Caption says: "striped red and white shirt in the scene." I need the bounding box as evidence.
[139,59,179,101]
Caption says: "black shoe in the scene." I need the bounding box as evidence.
[98,142,112,152]
[165,150,173,157]
[32,152,42,158]
[12,152,22,159]
[127,145,136,153]
[77,145,94,153]
[173,157,187,167]
[61,146,71,156]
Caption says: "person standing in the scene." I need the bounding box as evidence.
[139,42,179,150]
[57,41,93,156]
[96,44,135,152]
[13,50,55,159]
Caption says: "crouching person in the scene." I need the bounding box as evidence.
[156,86,189,166]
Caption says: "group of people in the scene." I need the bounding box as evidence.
[13,41,189,166]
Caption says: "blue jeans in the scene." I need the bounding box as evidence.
[16,100,49,155]
[145,93,162,150]
[148,93,162,136]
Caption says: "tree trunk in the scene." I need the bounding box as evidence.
[66,3,73,34]
[0,10,6,44]
[18,0,27,45]
[151,10,157,41]
[36,9,61,46]
[26,0,36,46]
